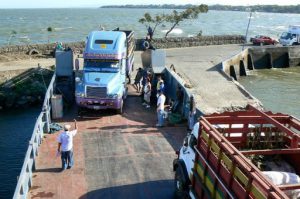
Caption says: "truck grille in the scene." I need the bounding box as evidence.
[86,86,107,98]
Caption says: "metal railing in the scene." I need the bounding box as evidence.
[13,74,56,199]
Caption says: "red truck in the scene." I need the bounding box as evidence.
[173,105,300,199]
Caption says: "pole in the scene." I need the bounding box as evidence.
[243,9,252,50]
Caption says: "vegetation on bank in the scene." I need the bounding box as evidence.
[0,68,53,110]
[101,4,300,13]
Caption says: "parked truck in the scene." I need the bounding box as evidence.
[279,25,300,46]
[173,105,300,199]
[75,29,135,114]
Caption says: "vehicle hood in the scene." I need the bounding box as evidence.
[83,72,121,93]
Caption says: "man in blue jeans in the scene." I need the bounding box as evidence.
[57,119,78,171]
[156,90,166,127]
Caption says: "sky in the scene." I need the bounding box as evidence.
[1,0,300,8]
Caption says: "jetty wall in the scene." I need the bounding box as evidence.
[222,46,300,80]
[0,35,245,55]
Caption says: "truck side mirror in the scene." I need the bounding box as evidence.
[75,58,79,71]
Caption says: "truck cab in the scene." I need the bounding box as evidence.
[75,31,130,114]
[173,122,199,198]
[279,25,300,46]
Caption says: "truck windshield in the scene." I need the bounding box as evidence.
[280,32,293,40]
[84,60,120,73]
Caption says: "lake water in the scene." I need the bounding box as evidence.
[0,107,40,198]
[1,8,300,46]
[0,8,300,198]
[239,67,300,119]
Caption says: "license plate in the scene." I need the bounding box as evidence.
[93,106,100,110]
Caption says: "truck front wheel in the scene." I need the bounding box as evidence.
[117,99,123,114]
[174,168,189,199]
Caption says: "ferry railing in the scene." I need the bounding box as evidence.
[13,74,56,199]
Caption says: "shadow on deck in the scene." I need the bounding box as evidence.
[79,180,174,199]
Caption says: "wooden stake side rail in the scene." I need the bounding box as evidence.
[191,106,300,199]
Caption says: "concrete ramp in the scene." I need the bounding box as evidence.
[162,45,262,115]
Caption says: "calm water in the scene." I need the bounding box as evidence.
[0,8,300,198]
[0,108,40,198]
[239,67,300,119]
[1,8,300,46]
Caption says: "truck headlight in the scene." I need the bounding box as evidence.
[76,92,84,97]
[108,94,120,99]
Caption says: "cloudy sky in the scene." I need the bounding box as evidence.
[1,0,300,8]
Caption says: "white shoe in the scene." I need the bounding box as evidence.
[146,105,150,108]
[142,102,147,106]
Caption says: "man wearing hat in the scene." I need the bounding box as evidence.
[57,119,78,171]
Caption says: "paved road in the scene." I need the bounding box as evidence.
[0,58,55,71]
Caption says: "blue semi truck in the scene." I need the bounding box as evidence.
[75,29,135,114]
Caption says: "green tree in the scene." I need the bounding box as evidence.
[138,13,164,38]
[138,4,208,38]
[164,4,208,37]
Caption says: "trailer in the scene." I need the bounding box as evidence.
[174,105,300,199]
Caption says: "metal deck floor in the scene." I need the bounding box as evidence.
[29,86,186,199]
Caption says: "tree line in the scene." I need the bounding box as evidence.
[101,4,300,13]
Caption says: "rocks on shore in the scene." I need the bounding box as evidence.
[0,35,245,56]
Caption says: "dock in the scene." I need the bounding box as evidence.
[162,45,261,114]
[29,87,186,199]
[28,45,259,199]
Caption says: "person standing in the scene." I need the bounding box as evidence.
[57,119,78,171]
[143,77,151,108]
[147,26,153,40]
[134,68,143,92]
[156,90,166,127]
[188,95,196,130]
[156,75,165,97]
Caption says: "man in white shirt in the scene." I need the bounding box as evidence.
[156,90,166,127]
[57,119,78,171]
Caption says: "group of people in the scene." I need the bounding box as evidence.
[133,68,167,126]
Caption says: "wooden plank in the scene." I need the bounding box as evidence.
[221,153,233,171]
[233,167,249,187]
[250,185,267,199]
[241,148,300,155]
[248,105,300,138]
[278,183,300,190]
[202,130,209,143]
[211,140,220,155]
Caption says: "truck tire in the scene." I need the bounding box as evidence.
[174,168,189,199]
[77,106,84,116]
[117,99,123,114]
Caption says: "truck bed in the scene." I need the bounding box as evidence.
[192,105,300,199]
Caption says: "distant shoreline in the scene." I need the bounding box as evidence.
[100,4,300,14]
